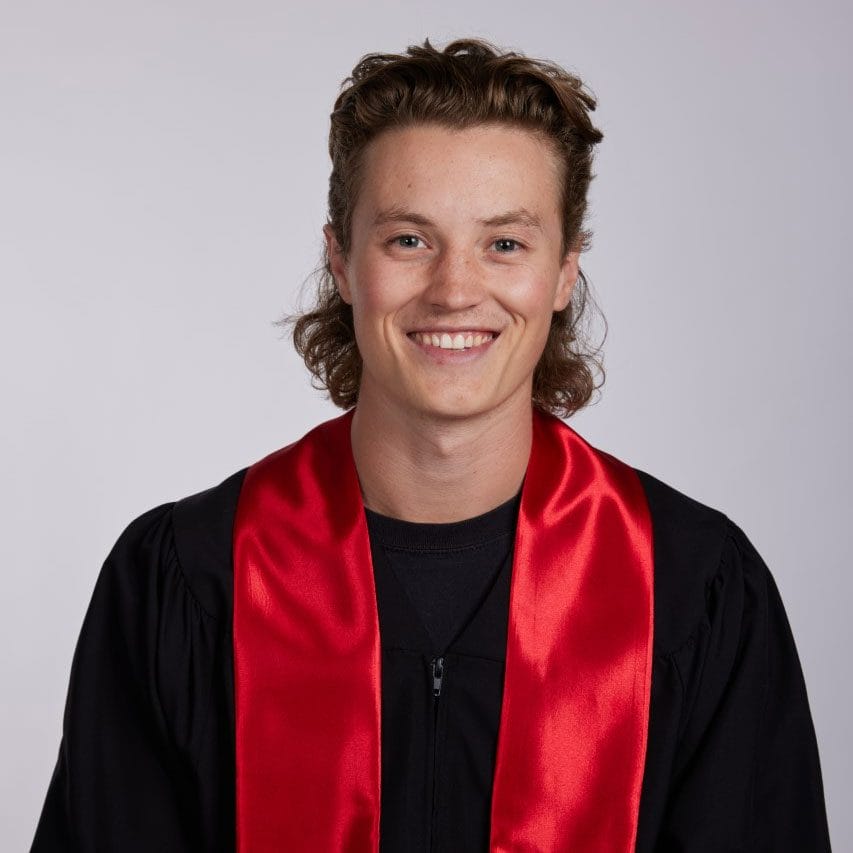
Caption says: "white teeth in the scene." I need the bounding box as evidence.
[413,331,495,350]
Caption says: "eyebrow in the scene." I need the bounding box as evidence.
[372,206,544,232]
[477,209,543,231]
[372,206,434,228]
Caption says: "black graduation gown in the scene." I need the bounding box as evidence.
[31,466,832,852]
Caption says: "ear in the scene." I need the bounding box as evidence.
[324,224,353,305]
[553,248,580,312]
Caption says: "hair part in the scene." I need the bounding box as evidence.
[286,37,607,418]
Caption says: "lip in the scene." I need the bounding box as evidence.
[406,330,499,364]
[407,327,500,335]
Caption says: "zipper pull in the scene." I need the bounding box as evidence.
[432,656,445,698]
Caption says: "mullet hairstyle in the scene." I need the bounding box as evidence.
[287,37,606,418]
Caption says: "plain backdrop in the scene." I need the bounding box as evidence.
[2,1,850,848]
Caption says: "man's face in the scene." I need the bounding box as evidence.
[327,123,578,423]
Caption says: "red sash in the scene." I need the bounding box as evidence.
[233,409,654,851]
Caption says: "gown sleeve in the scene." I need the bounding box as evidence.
[31,502,223,851]
[657,519,832,851]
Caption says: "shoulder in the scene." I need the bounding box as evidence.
[104,467,246,625]
[169,467,248,620]
[633,467,769,658]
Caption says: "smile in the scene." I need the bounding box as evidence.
[408,331,496,350]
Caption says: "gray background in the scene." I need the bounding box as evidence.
[2,1,850,848]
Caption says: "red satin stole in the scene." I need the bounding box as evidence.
[233,409,654,851]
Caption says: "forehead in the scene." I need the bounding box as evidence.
[354,123,563,227]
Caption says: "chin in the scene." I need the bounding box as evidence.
[404,390,498,422]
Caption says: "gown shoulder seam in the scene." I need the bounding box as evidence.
[652,516,734,661]
[167,506,221,623]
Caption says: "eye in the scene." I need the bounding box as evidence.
[492,238,522,253]
[390,234,424,249]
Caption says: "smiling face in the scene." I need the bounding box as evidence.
[326,123,578,424]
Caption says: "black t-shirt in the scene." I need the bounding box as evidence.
[365,494,520,848]
[364,491,519,654]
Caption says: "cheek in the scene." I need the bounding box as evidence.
[353,286,400,331]
[507,275,561,326]
[348,270,411,358]
[349,259,391,315]
[352,256,418,320]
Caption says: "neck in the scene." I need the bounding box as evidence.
[350,392,533,523]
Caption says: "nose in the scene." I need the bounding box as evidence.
[424,245,486,311]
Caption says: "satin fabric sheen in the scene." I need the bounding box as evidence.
[232,409,654,852]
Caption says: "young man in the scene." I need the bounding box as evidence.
[33,39,831,852]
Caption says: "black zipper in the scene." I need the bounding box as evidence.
[432,655,445,699]
[429,655,445,851]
